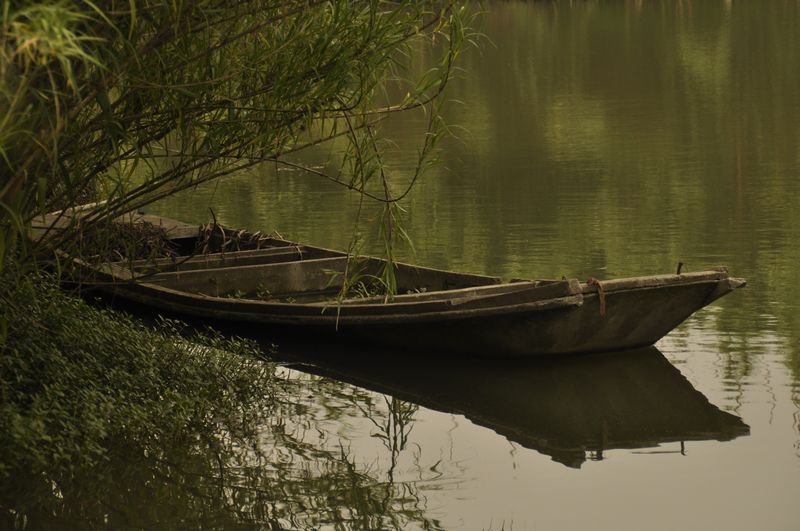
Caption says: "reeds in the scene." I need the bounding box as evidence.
[0,1,472,288]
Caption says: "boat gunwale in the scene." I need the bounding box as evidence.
[114,250,735,300]
[100,273,731,325]
[578,267,732,293]
[114,279,587,323]
[125,245,332,272]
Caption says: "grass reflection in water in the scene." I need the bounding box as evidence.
[3,372,440,531]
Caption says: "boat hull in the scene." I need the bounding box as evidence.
[102,272,741,356]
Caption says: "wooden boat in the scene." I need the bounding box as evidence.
[279,344,749,468]
[32,212,746,357]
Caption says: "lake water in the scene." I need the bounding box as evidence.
[148,1,799,529]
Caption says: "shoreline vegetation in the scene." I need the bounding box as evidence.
[1,2,467,528]
[0,270,439,529]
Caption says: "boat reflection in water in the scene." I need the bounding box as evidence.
[280,345,750,468]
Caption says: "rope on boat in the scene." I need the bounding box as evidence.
[586,277,606,317]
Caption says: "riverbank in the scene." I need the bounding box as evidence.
[0,269,266,520]
[0,270,437,528]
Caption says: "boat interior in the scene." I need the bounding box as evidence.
[46,213,733,307]
[119,229,522,304]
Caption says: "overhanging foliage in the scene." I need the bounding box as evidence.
[0,0,470,276]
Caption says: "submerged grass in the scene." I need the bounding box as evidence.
[0,271,442,529]
[0,267,275,491]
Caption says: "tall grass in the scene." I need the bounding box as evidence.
[0,1,471,288]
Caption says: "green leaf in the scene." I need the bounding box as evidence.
[0,230,5,274]
[128,0,137,39]
[37,176,47,216]
[96,89,112,115]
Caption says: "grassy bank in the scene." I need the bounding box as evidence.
[0,270,274,479]
[0,272,438,529]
